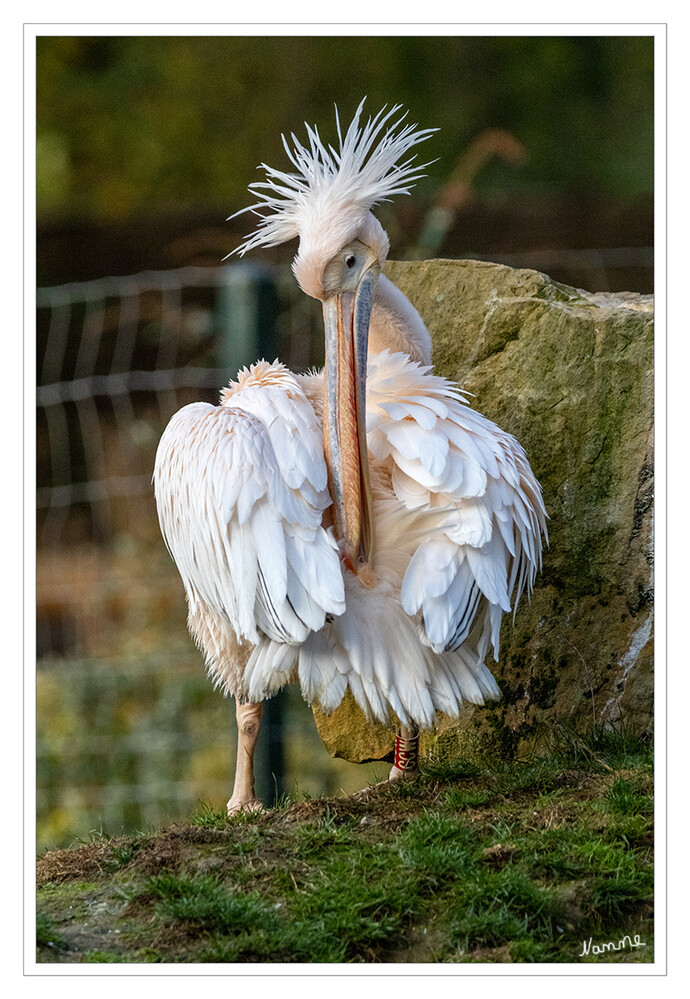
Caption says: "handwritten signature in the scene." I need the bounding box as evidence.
[579,934,647,957]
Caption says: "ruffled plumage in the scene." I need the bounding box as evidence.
[155,352,547,729]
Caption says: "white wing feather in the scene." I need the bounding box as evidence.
[367,350,547,658]
[153,362,345,651]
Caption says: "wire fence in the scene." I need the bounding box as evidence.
[36,263,323,549]
[36,652,379,853]
[35,248,653,850]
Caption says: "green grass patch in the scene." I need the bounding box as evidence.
[421,755,482,782]
[398,812,480,883]
[605,778,653,816]
[188,803,230,829]
[37,743,654,965]
[82,949,129,963]
[289,846,420,961]
[443,788,490,809]
[448,866,566,953]
[36,911,68,953]
[147,873,275,934]
[290,811,356,856]
[548,718,653,772]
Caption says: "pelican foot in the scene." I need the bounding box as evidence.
[353,727,420,798]
[226,796,265,816]
[388,763,420,782]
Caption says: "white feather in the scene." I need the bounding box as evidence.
[153,362,345,659]
[229,100,437,258]
[366,350,547,658]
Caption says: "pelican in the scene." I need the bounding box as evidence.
[154,101,547,814]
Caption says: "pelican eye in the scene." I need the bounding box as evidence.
[345,254,356,269]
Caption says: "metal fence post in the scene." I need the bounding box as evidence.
[215,261,279,370]
[215,261,287,805]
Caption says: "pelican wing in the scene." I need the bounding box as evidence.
[154,362,345,648]
[366,350,547,657]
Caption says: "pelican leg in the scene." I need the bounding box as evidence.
[227,700,265,815]
[388,724,420,781]
[354,723,420,798]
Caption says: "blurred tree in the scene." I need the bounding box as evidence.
[36,35,653,225]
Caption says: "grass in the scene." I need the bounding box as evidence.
[36,911,68,953]
[36,730,653,965]
[605,777,653,816]
[147,873,275,933]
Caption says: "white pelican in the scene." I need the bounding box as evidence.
[154,101,547,813]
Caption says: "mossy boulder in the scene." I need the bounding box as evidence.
[314,259,654,763]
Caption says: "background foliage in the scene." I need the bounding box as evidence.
[37,35,654,225]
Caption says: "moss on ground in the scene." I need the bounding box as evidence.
[36,729,653,966]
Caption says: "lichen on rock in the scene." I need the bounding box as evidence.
[313,259,654,763]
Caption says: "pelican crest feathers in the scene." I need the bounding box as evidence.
[228,99,437,259]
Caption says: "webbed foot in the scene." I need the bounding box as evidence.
[227,796,265,816]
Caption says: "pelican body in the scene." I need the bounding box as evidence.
[154,102,547,813]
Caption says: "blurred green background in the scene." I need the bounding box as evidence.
[37,34,654,283]
[36,33,655,853]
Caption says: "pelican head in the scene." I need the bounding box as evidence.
[230,100,436,570]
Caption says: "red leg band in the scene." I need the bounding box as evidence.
[394,729,419,772]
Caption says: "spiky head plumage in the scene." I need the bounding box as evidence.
[228,100,436,297]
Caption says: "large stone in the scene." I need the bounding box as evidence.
[313,259,654,763]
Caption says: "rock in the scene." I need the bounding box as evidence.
[313,691,394,763]
[313,259,653,763]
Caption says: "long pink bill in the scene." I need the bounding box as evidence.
[322,266,379,572]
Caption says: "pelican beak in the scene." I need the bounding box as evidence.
[322,264,380,572]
